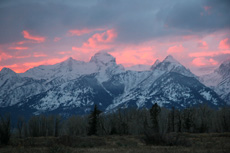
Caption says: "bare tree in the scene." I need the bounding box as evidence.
[17,116,25,138]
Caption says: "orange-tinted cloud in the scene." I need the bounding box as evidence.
[8,46,29,50]
[22,30,45,43]
[68,28,104,36]
[219,38,230,49]
[167,44,185,54]
[197,40,208,49]
[192,57,218,67]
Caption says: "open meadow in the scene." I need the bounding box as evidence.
[1,133,230,153]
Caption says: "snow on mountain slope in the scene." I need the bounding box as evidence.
[200,59,230,104]
[153,55,196,78]
[22,52,124,83]
[150,59,161,70]
[27,75,114,114]
[21,57,96,81]
[126,64,151,71]
[106,72,224,112]
[0,68,47,106]
[89,52,125,83]
[0,52,226,117]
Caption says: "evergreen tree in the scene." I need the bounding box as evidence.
[0,115,11,145]
[150,103,161,133]
[88,104,102,135]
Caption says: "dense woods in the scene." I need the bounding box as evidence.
[0,104,230,145]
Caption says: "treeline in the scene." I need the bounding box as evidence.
[0,104,230,145]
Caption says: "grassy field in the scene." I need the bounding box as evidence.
[0,133,230,153]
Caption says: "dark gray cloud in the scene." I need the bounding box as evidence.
[165,0,230,33]
[0,0,229,44]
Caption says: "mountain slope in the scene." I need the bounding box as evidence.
[0,52,227,117]
[106,72,224,112]
[200,59,230,104]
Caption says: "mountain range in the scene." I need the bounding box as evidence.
[0,52,229,117]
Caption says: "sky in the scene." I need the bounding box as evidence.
[0,0,230,75]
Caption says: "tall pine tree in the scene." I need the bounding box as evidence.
[88,104,102,136]
[150,103,161,133]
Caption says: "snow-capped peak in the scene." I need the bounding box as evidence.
[0,68,18,87]
[90,52,116,64]
[155,55,182,71]
[150,59,160,70]
[163,55,180,64]
[215,59,230,78]
[65,57,74,62]
[154,55,195,77]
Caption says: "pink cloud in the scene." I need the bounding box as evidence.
[0,64,19,73]
[219,38,230,49]
[72,29,117,56]
[167,44,185,54]
[197,40,208,49]
[8,46,29,50]
[23,57,68,68]
[15,55,31,59]
[68,28,104,36]
[16,41,31,45]
[22,30,45,43]
[83,29,117,48]
[0,51,12,61]
[192,57,218,67]
[189,50,230,57]
[33,52,47,57]
[58,51,72,55]
[110,45,156,67]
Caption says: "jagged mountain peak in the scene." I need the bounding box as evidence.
[60,57,85,68]
[222,58,230,65]
[150,59,160,70]
[65,57,74,62]
[90,52,116,64]
[163,55,180,64]
[153,55,195,78]
[0,67,16,76]
[155,55,183,71]
[215,58,230,78]
[200,58,230,104]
